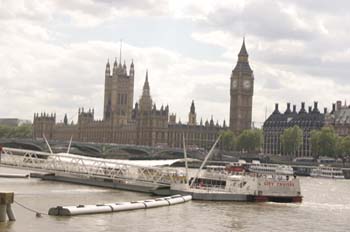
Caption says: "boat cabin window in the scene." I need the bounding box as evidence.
[189,177,226,188]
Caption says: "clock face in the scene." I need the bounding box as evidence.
[243,80,251,89]
[232,79,237,89]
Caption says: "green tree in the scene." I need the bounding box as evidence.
[310,129,321,157]
[13,124,32,138]
[220,130,236,151]
[336,136,350,161]
[341,136,350,156]
[236,129,263,153]
[280,125,303,155]
[310,127,337,158]
[0,124,32,138]
[0,125,12,138]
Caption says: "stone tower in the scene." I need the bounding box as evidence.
[32,112,56,139]
[136,71,168,146]
[139,70,152,112]
[188,100,197,125]
[103,57,134,125]
[229,38,254,134]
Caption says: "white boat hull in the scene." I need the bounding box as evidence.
[169,189,249,201]
[310,167,345,179]
[158,188,302,202]
[310,173,345,179]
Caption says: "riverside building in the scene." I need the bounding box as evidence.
[263,100,350,156]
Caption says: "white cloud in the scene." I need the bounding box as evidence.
[1,0,350,129]
[0,22,232,124]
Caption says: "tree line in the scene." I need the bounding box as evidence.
[220,129,263,153]
[280,126,350,159]
[0,124,32,138]
[220,126,350,160]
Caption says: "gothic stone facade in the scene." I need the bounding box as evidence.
[33,41,253,149]
[230,39,254,134]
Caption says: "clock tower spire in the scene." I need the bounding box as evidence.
[229,38,254,134]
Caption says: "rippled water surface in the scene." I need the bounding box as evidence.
[0,167,349,232]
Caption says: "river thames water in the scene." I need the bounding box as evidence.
[0,166,349,232]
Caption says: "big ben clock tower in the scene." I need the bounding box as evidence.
[229,38,254,134]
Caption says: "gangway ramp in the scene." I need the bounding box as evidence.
[0,147,187,193]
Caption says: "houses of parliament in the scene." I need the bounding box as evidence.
[33,40,254,149]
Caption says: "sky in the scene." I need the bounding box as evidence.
[1,0,350,127]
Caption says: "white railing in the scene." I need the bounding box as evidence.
[0,147,184,186]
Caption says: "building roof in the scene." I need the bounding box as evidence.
[232,38,253,75]
[232,62,253,75]
[335,107,350,124]
[238,38,248,57]
[263,103,324,129]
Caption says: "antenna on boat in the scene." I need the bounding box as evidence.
[182,133,189,183]
[190,135,221,188]
[43,134,53,154]
[67,135,73,153]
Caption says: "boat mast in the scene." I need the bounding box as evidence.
[182,133,189,183]
[189,135,221,188]
[67,135,73,153]
[43,134,53,154]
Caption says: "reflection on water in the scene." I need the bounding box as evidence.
[0,167,349,232]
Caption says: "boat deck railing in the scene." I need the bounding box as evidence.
[202,169,297,183]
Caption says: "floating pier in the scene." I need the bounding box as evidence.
[0,173,29,178]
[0,147,187,192]
[48,195,192,216]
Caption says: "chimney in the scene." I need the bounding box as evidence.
[324,108,327,114]
[331,103,336,114]
[293,105,297,113]
[299,102,306,114]
[308,106,312,113]
[284,103,291,114]
[336,100,342,110]
[313,101,320,113]
[273,103,280,114]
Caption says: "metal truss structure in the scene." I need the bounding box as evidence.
[0,147,186,186]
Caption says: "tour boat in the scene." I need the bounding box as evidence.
[166,172,302,203]
[154,137,302,203]
[310,166,344,179]
[248,161,294,176]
